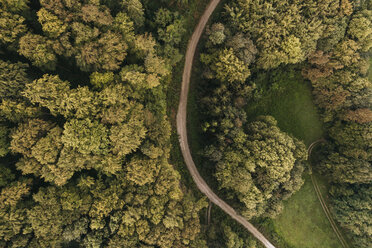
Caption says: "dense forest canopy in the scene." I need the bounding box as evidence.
[199,0,371,247]
[0,0,371,247]
[0,0,208,247]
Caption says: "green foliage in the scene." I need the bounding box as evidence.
[19,33,57,71]
[62,118,109,155]
[0,59,29,100]
[0,1,208,246]
[226,33,257,65]
[0,0,29,13]
[23,74,70,116]
[10,119,55,157]
[155,8,186,46]
[37,8,67,38]
[110,112,147,157]
[208,48,251,83]
[90,71,114,89]
[121,0,145,27]
[224,0,352,69]
[213,116,306,219]
[206,23,226,45]
[330,184,372,248]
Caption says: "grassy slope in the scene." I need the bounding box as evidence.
[245,66,342,248]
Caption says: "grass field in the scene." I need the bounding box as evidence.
[244,66,344,248]
[272,176,341,248]
[246,66,323,145]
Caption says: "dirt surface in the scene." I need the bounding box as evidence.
[176,0,276,247]
[308,140,349,248]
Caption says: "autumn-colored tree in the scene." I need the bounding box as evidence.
[342,108,372,124]
[23,74,70,116]
[10,119,55,157]
[19,33,57,71]
[0,10,27,48]
[347,10,372,52]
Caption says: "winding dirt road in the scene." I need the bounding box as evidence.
[176,0,275,247]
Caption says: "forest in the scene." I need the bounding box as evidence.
[0,0,371,248]
[0,0,209,247]
[197,0,371,247]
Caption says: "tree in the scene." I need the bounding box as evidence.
[206,23,226,45]
[213,116,306,219]
[37,8,67,38]
[0,180,32,246]
[226,33,257,65]
[90,71,114,89]
[342,108,372,124]
[0,59,29,100]
[113,12,135,43]
[0,99,42,123]
[18,33,57,70]
[81,4,113,27]
[23,74,70,116]
[62,118,109,155]
[155,8,186,46]
[75,31,127,71]
[332,39,361,67]
[347,10,372,52]
[0,10,27,48]
[0,0,30,13]
[211,48,251,83]
[109,112,147,157]
[224,0,353,69]
[10,119,55,157]
[322,153,372,184]
[330,184,372,248]
[121,0,144,27]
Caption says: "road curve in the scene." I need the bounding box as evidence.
[176,1,276,247]
[307,140,349,248]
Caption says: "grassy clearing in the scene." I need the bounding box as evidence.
[244,66,344,248]
[271,176,341,248]
[246,66,324,146]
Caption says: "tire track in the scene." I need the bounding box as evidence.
[176,0,275,247]
[307,140,349,248]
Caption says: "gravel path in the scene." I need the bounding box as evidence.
[176,1,276,247]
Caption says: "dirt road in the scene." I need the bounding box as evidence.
[307,140,349,248]
[176,0,276,247]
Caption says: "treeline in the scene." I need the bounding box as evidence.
[302,5,372,247]
[0,0,208,247]
[198,0,371,247]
